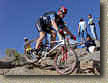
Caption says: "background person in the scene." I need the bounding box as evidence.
[24,37,33,54]
[78,18,87,41]
[84,34,96,54]
[88,14,97,40]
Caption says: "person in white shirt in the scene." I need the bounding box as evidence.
[88,14,97,40]
[78,18,87,41]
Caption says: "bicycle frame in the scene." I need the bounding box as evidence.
[40,32,68,60]
[44,31,80,57]
[47,40,65,55]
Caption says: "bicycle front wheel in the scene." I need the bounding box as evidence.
[54,46,78,75]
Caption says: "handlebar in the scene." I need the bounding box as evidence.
[58,29,67,37]
[58,29,76,40]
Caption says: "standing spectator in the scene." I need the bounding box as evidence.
[78,18,87,41]
[88,14,97,40]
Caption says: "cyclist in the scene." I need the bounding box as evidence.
[35,6,76,54]
[88,14,97,40]
[78,18,87,41]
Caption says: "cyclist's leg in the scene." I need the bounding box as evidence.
[35,31,45,49]
[50,29,56,48]
[42,26,56,48]
[35,20,46,49]
[57,31,63,40]
[50,30,56,39]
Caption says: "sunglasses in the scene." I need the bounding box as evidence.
[59,12,67,16]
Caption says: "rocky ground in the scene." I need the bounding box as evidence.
[0,40,100,75]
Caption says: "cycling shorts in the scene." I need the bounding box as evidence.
[36,17,54,34]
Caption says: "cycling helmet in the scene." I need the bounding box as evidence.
[24,37,29,41]
[58,6,67,14]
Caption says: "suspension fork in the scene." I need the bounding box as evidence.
[61,46,68,62]
[61,38,69,62]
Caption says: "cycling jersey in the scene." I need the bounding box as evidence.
[36,11,66,33]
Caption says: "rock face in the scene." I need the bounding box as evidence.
[0,41,100,75]
[0,62,14,68]
[0,56,15,68]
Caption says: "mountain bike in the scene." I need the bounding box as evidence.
[24,29,79,75]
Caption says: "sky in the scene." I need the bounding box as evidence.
[0,0,100,57]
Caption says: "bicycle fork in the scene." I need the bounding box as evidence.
[61,38,70,64]
[61,46,68,64]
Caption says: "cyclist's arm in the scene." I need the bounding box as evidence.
[64,26,76,40]
[61,21,73,36]
[50,14,59,31]
[63,26,74,37]
[51,20,59,31]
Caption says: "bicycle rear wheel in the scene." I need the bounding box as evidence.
[54,46,78,75]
